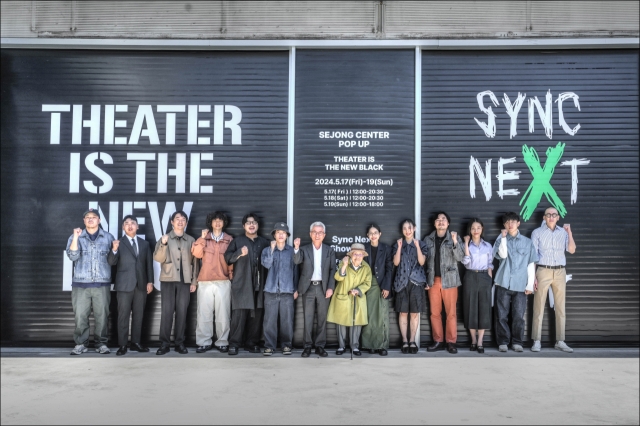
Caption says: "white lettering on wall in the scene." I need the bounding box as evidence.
[474,90,500,138]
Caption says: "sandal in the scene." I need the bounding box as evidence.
[401,342,409,354]
[409,342,419,354]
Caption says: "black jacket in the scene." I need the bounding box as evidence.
[294,243,336,295]
[364,242,394,297]
[107,236,154,292]
[224,235,269,310]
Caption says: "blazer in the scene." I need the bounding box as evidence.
[107,235,154,292]
[294,243,336,295]
[363,242,394,295]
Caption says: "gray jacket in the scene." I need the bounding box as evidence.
[424,230,465,289]
[66,228,115,283]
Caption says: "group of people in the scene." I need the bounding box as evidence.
[65,206,576,356]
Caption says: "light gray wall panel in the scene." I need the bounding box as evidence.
[0,0,34,38]
[530,1,639,33]
[385,1,528,37]
[2,1,636,40]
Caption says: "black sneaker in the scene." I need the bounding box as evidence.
[282,346,292,355]
[228,347,238,356]
[216,345,229,353]
[263,348,273,356]
[196,345,212,353]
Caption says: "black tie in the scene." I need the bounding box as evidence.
[131,238,138,257]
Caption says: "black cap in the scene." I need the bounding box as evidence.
[271,222,290,237]
[83,208,100,218]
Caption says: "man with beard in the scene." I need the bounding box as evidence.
[225,213,269,355]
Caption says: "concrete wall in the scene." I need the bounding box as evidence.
[2,1,638,40]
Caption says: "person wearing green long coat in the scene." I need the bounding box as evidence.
[362,224,394,356]
[327,243,372,356]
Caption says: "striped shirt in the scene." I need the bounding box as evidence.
[462,239,494,271]
[531,223,569,267]
[211,232,225,243]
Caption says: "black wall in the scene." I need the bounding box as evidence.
[1,48,638,347]
[420,50,639,345]
[1,50,289,345]
[294,50,415,346]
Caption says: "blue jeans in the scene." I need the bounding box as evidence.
[263,292,294,350]
[495,285,527,346]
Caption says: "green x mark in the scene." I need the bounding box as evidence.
[519,142,567,221]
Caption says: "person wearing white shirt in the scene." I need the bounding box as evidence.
[293,222,336,358]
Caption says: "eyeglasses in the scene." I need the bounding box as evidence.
[435,219,448,223]
[311,231,325,235]
[351,253,364,257]
[545,213,559,218]
[245,221,258,225]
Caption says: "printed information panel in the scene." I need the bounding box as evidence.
[294,50,415,251]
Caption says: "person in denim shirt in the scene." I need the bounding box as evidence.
[492,212,538,353]
[65,208,116,356]
[260,222,298,356]
[392,219,428,355]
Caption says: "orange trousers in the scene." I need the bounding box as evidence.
[428,277,458,343]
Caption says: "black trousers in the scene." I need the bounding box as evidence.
[302,283,330,349]
[159,282,191,346]
[117,287,147,346]
[229,308,264,349]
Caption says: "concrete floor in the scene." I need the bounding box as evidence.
[1,348,638,425]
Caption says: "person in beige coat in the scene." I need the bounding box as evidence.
[153,210,199,356]
[327,243,372,356]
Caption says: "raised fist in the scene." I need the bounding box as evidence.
[73,228,82,238]
[161,234,169,245]
[241,246,249,256]
[451,231,458,243]
[563,224,571,233]
[293,238,301,250]
[396,238,403,249]
[413,239,420,248]
[201,229,209,239]
[463,235,471,244]
[501,229,508,238]
[112,240,120,251]
[271,240,277,250]
[342,255,350,265]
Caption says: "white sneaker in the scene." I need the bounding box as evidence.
[554,341,573,353]
[498,345,508,352]
[531,341,542,352]
[512,344,524,352]
[70,344,88,355]
[95,345,111,354]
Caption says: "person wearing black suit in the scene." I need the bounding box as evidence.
[362,224,394,356]
[293,221,336,358]
[107,215,154,356]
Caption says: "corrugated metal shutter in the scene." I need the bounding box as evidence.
[23,0,378,39]
[385,1,528,38]
[0,1,34,38]
[530,1,640,34]
[223,1,378,38]
[420,49,639,346]
[0,49,289,345]
[74,1,223,38]
[293,49,416,348]
[384,0,639,38]
[4,1,637,40]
